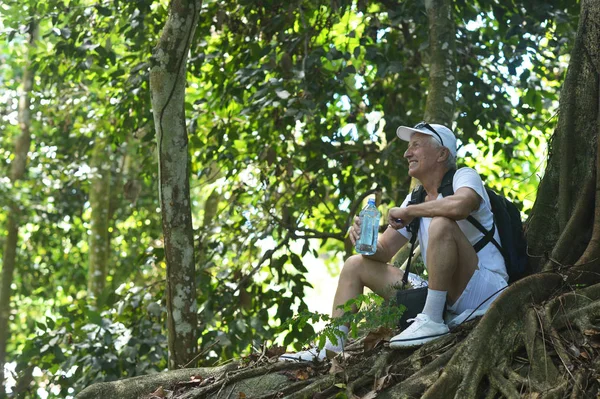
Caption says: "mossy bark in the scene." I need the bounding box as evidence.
[88,136,112,300]
[149,0,203,369]
[423,0,457,126]
[527,0,600,272]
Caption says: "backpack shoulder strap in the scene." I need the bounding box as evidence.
[438,169,503,255]
[402,186,425,287]
[402,168,456,287]
[438,168,457,197]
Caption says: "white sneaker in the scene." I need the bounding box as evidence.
[278,347,329,362]
[389,313,449,349]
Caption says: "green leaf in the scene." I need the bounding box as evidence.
[290,253,308,273]
[87,311,103,326]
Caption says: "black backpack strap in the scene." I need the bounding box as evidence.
[401,186,425,288]
[437,169,504,256]
[401,168,455,288]
[402,230,419,288]
[466,215,505,257]
[438,168,457,197]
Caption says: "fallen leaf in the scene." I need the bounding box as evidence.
[580,351,590,359]
[374,375,390,391]
[363,327,393,352]
[191,375,203,382]
[329,356,344,375]
[334,383,347,388]
[266,346,286,357]
[584,329,600,336]
[149,386,166,398]
[295,369,309,380]
[239,392,247,399]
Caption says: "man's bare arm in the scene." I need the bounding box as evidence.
[361,226,409,263]
[388,187,481,230]
[349,216,409,263]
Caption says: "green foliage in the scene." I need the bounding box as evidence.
[14,284,167,398]
[0,0,578,396]
[282,293,405,350]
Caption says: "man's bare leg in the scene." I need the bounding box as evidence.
[389,216,479,348]
[279,254,403,361]
[426,216,479,303]
[331,254,404,318]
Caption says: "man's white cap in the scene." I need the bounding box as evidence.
[396,122,457,158]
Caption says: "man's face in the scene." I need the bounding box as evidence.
[403,133,444,178]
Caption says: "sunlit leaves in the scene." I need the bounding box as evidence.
[0,0,578,396]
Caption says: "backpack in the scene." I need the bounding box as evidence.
[407,168,528,283]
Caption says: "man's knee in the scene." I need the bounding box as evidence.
[428,216,458,239]
[340,254,363,277]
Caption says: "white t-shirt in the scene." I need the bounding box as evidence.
[397,167,509,281]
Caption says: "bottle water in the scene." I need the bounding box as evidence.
[355,198,381,255]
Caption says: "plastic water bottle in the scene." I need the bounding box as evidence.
[355,198,381,255]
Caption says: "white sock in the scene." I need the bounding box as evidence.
[422,289,447,323]
[323,325,349,352]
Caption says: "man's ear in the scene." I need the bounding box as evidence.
[437,147,449,163]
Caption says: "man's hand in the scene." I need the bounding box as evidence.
[388,207,413,230]
[349,216,361,245]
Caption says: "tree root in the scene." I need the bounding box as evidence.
[180,362,314,399]
[76,363,240,399]
[387,344,457,398]
[83,274,600,399]
[551,299,600,333]
[546,172,595,271]
[488,368,520,399]
[545,282,600,317]
[253,379,313,399]
[540,379,569,399]
[505,367,545,393]
[346,350,393,395]
[482,387,498,399]
[577,127,600,266]
[524,307,560,387]
[419,273,563,399]
[569,371,587,399]
[566,261,600,286]
[282,375,336,399]
[400,333,456,373]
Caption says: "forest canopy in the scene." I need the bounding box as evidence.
[0,0,584,398]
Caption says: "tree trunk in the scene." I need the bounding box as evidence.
[0,22,37,399]
[76,1,600,398]
[423,0,457,126]
[395,0,457,264]
[88,136,112,301]
[149,0,202,369]
[527,0,600,272]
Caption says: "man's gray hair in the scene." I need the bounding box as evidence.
[429,135,457,169]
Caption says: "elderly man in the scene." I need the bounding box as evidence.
[280,122,508,362]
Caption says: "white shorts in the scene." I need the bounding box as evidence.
[447,267,507,315]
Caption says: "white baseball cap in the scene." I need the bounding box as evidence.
[396,122,457,158]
